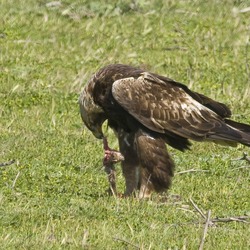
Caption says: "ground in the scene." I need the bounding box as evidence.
[0,0,249,249]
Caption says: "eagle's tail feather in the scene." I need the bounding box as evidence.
[225,119,250,133]
[208,119,250,147]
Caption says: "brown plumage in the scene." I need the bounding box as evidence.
[79,64,250,198]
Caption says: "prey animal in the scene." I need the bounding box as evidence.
[79,64,250,198]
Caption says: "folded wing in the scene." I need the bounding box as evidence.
[112,72,250,146]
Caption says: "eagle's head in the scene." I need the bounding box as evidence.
[79,77,107,139]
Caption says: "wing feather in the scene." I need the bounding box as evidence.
[112,73,232,141]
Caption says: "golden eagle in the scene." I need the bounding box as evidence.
[79,64,250,198]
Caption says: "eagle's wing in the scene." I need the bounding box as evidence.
[112,72,240,142]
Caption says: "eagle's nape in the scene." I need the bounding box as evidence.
[79,64,250,198]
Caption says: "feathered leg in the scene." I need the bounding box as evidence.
[135,130,175,195]
[138,167,154,198]
[117,131,140,196]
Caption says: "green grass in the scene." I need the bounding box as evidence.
[0,0,250,249]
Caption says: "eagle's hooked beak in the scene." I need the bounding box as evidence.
[91,123,104,139]
[81,113,105,139]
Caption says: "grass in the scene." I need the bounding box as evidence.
[0,0,250,249]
